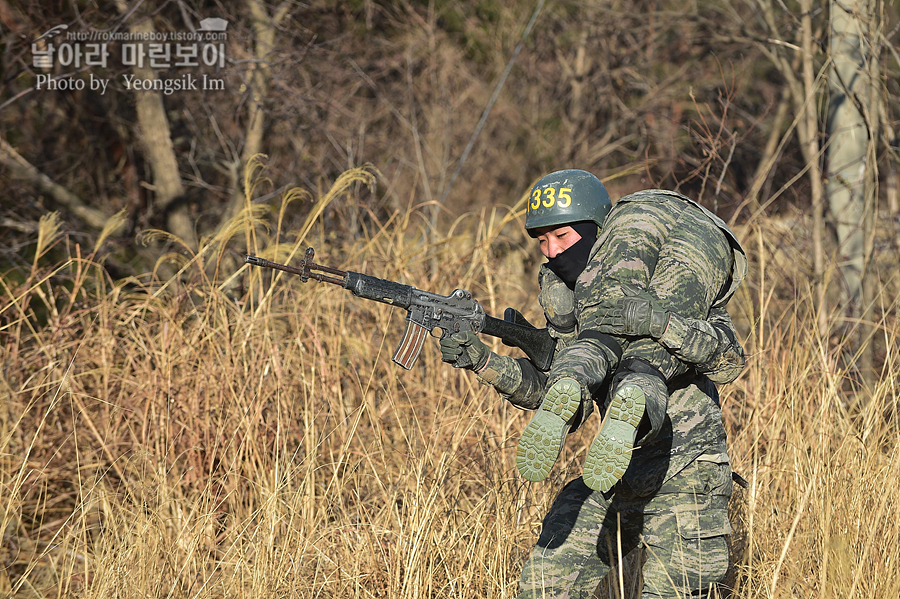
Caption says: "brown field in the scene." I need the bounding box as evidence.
[2,168,899,598]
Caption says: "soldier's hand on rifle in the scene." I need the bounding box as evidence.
[594,284,671,339]
[439,331,491,371]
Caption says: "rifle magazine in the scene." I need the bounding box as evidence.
[393,320,428,370]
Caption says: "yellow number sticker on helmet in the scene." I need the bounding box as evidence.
[530,186,573,211]
[542,187,556,208]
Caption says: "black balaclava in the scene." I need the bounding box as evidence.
[545,220,598,290]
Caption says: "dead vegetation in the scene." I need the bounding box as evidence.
[1,163,899,597]
[2,0,900,596]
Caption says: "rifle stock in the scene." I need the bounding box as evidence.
[484,313,555,371]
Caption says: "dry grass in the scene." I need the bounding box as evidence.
[2,167,899,598]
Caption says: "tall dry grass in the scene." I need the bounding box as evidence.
[1,166,899,598]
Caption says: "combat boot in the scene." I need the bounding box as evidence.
[516,378,583,482]
[582,377,648,492]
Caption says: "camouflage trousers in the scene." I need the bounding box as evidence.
[518,458,733,599]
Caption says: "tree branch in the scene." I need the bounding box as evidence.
[0,135,111,230]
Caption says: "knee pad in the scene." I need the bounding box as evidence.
[610,356,665,392]
[609,357,668,444]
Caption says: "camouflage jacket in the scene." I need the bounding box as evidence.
[476,191,746,488]
[475,266,745,408]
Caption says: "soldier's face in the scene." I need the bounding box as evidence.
[534,225,582,259]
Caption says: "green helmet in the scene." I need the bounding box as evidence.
[525,169,612,237]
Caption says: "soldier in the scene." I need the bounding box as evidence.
[439,169,746,598]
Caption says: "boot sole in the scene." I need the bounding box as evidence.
[516,378,582,482]
[583,384,645,492]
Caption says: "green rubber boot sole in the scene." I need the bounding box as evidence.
[516,378,582,482]
[583,384,645,492]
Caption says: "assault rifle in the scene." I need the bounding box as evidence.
[245,247,556,371]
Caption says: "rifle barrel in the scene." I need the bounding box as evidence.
[244,253,347,285]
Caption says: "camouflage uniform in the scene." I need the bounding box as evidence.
[475,190,746,598]
[548,189,745,412]
[518,447,733,599]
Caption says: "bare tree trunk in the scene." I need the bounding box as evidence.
[826,0,871,323]
[799,0,828,337]
[889,162,900,254]
[827,0,879,388]
[860,153,876,389]
[751,0,828,333]
[114,1,198,251]
[221,0,291,225]
[882,37,900,253]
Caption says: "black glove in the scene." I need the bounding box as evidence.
[439,331,491,370]
[595,285,671,338]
